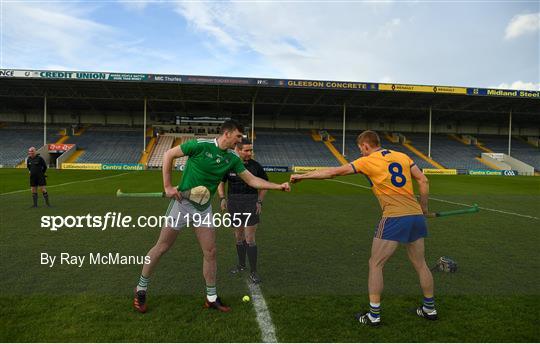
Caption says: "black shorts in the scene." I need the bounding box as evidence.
[228,199,259,227]
[30,174,46,187]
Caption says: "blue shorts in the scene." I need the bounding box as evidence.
[374,215,428,243]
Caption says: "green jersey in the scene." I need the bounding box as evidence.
[179,138,246,210]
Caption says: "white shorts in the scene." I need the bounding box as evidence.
[164,198,213,230]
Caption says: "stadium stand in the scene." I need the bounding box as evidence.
[1,123,536,171]
[404,133,487,170]
[147,135,214,169]
[147,135,175,168]
[331,131,360,160]
[254,130,340,167]
[0,126,62,167]
[331,131,436,169]
[174,137,191,169]
[65,128,145,164]
[477,135,540,170]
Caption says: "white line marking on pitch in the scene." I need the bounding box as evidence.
[328,179,539,220]
[0,172,131,196]
[247,281,278,343]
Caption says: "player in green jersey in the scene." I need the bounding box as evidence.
[133,120,290,313]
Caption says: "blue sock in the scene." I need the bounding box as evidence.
[369,302,381,319]
[423,296,435,312]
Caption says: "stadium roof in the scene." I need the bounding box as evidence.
[1,69,539,124]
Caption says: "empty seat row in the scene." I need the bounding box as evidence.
[66,129,145,164]
[0,128,61,166]
[254,130,340,167]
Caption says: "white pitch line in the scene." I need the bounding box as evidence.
[247,281,278,343]
[328,179,539,220]
[0,172,131,196]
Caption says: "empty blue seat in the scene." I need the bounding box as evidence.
[66,129,146,164]
[254,130,340,167]
[477,135,539,170]
[0,127,61,166]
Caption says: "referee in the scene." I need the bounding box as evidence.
[218,138,268,284]
[26,147,50,208]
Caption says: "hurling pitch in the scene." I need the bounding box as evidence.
[1,168,539,342]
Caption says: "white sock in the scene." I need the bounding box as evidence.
[369,302,381,321]
[207,294,217,302]
[136,275,150,292]
[423,307,437,314]
[368,313,380,322]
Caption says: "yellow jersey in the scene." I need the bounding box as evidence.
[351,148,423,217]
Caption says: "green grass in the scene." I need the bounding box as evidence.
[1,168,539,342]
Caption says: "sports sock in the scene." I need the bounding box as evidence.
[246,242,258,273]
[32,193,38,207]
[369,302,381,321]
[423,296,435,313]
[136,275,150,292]
[206,285,217,302]
[43,192,50,206]
[236,241,246,267]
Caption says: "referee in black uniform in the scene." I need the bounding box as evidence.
[218,138,268,284]
[27,147,50,208]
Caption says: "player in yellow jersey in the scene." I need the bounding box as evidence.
[290,130,437,326]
